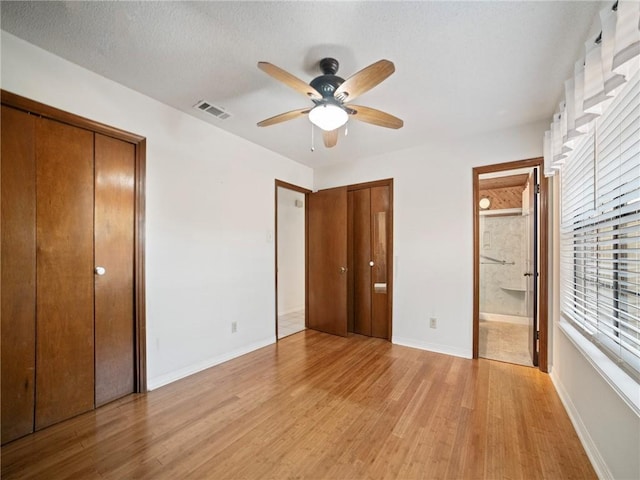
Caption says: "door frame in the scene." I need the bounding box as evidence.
[274,180,311,340]
[472,157,548,372]
[2,90,148,391]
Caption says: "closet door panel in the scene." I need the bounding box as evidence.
[35,118,95,429]
[308,187,348,336]
[352,189,372,336]
[94,134,135,407]
[1,106,37,443]
[370,186,390,339]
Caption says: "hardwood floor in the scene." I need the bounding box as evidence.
[1,330,595,479]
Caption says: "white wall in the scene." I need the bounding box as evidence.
[315,123,546,357]
[277,187,305,315]
[1,31,313,389]
[551,326,640,480]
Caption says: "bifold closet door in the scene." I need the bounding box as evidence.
[94,133,135,407]
[349,185,390,339]
[1,107,138,443]
[1,106,37,443]
[35,117,95,430]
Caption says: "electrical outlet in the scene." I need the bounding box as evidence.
[429,317,437,329]
[231,321,237,333]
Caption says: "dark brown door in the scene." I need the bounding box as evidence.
[1,102,140,443]
[35,117,95,430]
[349,186,390,339]
[94,134,135,407]
[1,106,37,443]
[526,169,539,366]
[308,187,348,336]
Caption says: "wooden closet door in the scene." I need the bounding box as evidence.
[308,187,348,336]
[35,118,95,430]
[94,134,135,407]
[351,189,372,336]
[1,106,37,443]
[370,186,390,339]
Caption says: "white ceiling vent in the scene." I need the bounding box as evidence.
[194,100,231,120]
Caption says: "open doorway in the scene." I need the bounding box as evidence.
[275,181,309,339]
[473,158,548,372]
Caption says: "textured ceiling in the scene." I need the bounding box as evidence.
[0,1,602,168]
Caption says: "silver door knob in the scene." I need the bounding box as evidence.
[369,261,374,267]
[339,266,347,274]
[95,266,106,276]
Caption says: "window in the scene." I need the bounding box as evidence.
[560,69,640,379]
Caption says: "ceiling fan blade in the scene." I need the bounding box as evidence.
[335,60,395,103]
[258,62,322,100]
[323,129,339,148]
[348,105,404,129]
[257,108,310,127]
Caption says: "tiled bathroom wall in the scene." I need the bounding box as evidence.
[479,214,526,317]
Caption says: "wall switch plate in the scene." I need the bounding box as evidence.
[429,317,437,329]
[231,321,237,333]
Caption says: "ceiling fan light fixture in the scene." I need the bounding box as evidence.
[308,103,348,131]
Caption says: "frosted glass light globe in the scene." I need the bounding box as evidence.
[308,104,348,131]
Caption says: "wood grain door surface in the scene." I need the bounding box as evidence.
[308,187,348,337]
[94,134,135,407]
[35,117,96,430]
[1,106,37,443]
[370,186,390,339]
[1,107,137,443]
[349,185,390,339]
[351,189,372,336]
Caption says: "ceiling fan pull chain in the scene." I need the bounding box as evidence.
[310,123,315,152]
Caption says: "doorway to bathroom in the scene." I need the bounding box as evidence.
[275,180,310,340]
[472,158,548,371]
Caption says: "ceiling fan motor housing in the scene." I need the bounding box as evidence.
[310,58,344,100]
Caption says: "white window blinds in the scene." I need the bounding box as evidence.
[560,69,640,378]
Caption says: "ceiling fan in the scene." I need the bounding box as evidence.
[256,57,403,148]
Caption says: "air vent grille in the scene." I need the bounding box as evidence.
[193,100,231,120]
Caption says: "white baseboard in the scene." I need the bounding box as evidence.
[550,371,612,480]
[147,337,275,391]
[392,336,472,359]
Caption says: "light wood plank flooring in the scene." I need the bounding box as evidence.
[1,330,595,479]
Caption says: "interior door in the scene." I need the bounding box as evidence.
[35,117,95,430]
[526,169,539,366]
[1,106,37,443]
[94,134,135,407]
[308,187,348,336]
